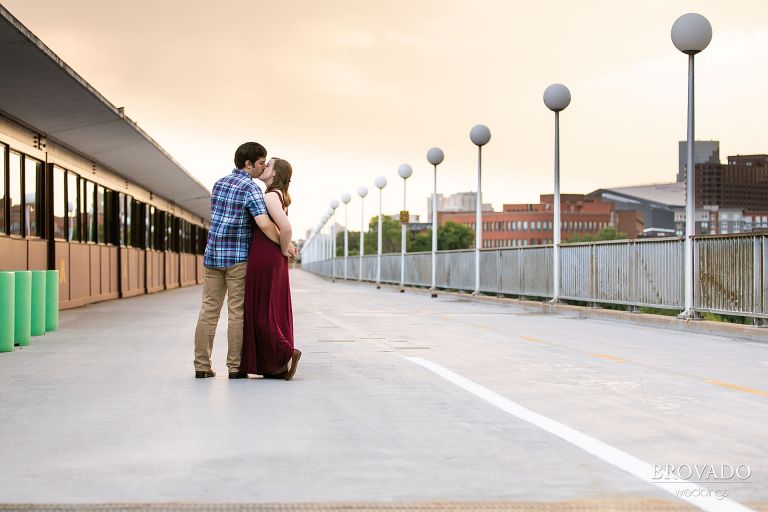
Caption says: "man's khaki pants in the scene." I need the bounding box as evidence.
[194,262,247,374]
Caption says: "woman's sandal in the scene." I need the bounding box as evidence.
[284,349,302,381]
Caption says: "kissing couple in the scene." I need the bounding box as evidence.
[192,141,301,381]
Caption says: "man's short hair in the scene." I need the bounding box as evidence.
[234,142,267,169]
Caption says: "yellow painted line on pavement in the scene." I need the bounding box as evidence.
[706,379,768,397]
[520,336,545,343]
[591,353,627,363]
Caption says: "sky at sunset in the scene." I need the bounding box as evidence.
[3,0,768,238]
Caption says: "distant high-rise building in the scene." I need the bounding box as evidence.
[678,140,719,182]
[696,154,768,210]
[427,192,493,221]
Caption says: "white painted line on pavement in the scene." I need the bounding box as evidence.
[405,356,754,512]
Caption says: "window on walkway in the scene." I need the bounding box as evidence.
[169,215,179,252]
[180,219,192,253]
[24,156,44,238]
[66,172,79,241]
[9,151,21,235]
[125,196,133,247]
[0,145,5,234]
[104,189,117,245]
[119,194,134,247]
[197,226,207,254]
[146,205,154,250]
[154,209,166,251]
[108,190,118,244]
[118,193,126,246]
[189,223,196,254]
[83,180,96,242]
[53,166,66,239]
[96,185,105,243]
[131,200,144,248]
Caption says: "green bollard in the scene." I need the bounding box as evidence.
[0,272,14,352]
[45,270,59,332]
[14,271,31,346]
[31,270,46,336]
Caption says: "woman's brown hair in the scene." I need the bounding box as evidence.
[266,158,292,207]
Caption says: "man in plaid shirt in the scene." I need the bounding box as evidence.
[193,142,295,379]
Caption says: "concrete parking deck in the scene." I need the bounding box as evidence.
[0,269,766,512]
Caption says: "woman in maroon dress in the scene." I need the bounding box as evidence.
[240,158,301,380]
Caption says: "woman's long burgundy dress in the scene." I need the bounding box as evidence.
[240,192,293,375]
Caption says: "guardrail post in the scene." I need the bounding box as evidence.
[629,240,637,305]
[496,249,502,297]
[518,248,524,298]
[763,236,768,322]
[590,243,596,304]
[755,236,766,327]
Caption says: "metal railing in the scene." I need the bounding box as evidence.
[303,234,767,321]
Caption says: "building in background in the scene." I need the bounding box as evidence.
[385,213,431,232]
[437,194,639,248]
[696,154,768,210]
[588,183,683,237]
[594,148,768,237]
[427,192,493,222]
[678,140,719,182]
[673,153,768,235]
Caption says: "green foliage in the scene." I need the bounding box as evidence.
[700,312,750,324]
[408,230,432,252]
[335,219,474,256]
[366,215,403,254]
[437,221,474,250]
[639,306,679,317]
[565,226,627,243]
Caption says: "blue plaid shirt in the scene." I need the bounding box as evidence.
[203,169,268,268]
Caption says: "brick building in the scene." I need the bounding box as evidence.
[437,194,640,248]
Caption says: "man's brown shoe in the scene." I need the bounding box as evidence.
[195,369,216,378]
[284,350,302,381]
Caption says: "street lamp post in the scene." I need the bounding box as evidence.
[470,124,491,295]
[374,176,387,289]
[329,200,339,282]
[397,164,413,292]
[340,193,351,280]
[544,83,571,303]
[357,186,368,281]
[322,213,330,274]
[312,225,319,265]
[427,147,444,298]
[320,216,328,271]
[672,12,712,319]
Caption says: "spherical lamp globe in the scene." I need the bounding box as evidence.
[398,164,413,180]
[340,192,351,204]
[470,124,491,146]
[543,84,571,112]
[427,147,444,166]
[671,13,712,54]
[357,186,368,198]
[374,176,387,189]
